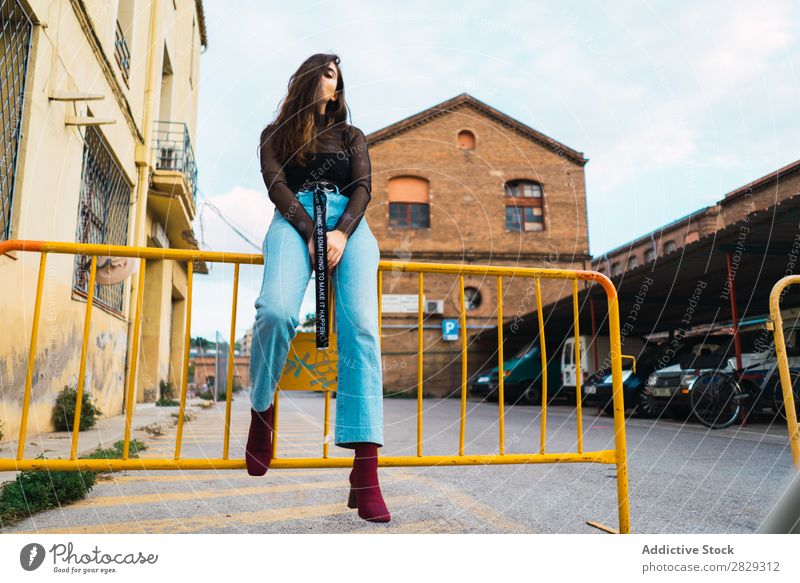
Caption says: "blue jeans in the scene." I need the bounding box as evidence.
[249,186,384,448]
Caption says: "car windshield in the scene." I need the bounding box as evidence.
[512,342,538,359]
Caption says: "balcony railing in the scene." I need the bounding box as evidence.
[114,20,130,87]
[152,120,199,205]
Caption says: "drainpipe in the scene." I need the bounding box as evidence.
[124,0,160,411]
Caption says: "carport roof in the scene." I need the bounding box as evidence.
[490,191,800,344]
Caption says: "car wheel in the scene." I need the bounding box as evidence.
[632,390,657,419]
[521,384,541,405]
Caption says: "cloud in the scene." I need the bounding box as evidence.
[197,0,799,261]
[195,186,272,253]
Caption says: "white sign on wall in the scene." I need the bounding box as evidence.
[381,294,425,313]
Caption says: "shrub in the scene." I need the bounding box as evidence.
[52,385,103,432]
[0,454,97,526]
[170,412,194,425]
[156,380,180,407]
[232,377,243,394]
[0,440,146,527]
[84,439,148,465]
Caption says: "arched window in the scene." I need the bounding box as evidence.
[504,179,544,232]
[388,176,430,229]
[611,262,622,276]
[627,255,638,270]
[664,240,677,254]
[457,130,475,150]
[644,248,656,263]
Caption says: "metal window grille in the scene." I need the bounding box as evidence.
[153,120,198,205]
[0,0,33,241]
[114,20,131,87]
[73,126,131,313]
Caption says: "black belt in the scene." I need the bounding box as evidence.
[311,182,336,349]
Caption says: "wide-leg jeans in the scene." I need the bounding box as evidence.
[249,186,384,448]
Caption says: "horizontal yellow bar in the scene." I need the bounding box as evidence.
[0,450,618,472]
[0,240,610,284]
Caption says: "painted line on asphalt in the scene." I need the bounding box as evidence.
[13,494,422,534]
[63,474,416,509]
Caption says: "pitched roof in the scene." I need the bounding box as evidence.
[365,92,588,166]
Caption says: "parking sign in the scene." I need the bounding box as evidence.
[442,319,459,341]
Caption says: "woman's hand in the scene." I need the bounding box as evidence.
[308,230,348,271]
[327,230,347,269]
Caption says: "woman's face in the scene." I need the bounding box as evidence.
[319,61,339,104]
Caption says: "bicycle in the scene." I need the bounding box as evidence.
[688,345,800,429]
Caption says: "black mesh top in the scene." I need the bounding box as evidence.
[258,122,372,243]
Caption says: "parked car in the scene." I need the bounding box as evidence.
[583,344,673,418]
[642,332,764,416]
[469,340,562,405]
[561,335,645,401]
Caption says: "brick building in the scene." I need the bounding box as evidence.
[362,93,591,397]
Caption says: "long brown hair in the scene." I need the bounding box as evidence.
[261,53,350,168]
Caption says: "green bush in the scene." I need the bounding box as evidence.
[0,454,97,526]
[84,439,147,465]
[232,376,243,393]
[52,385,103,432]
[0,439,146,528]
[156,380,180,407]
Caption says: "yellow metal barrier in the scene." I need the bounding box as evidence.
[0,239,631,533]
[621,354,637,374]
[768,276,800,468]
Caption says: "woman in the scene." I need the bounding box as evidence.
[247,53,390,523]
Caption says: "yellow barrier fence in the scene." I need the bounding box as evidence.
[768,276,800,468]
[0,239,631,533]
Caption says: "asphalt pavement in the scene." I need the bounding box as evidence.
[2,389,796,534]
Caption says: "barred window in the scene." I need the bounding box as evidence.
[73,126,132,314]
[0,0,34,241]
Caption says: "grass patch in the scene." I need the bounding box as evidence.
[0,439,147,529]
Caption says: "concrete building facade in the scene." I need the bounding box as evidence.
[0,0,207,439]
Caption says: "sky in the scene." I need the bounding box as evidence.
[189,0,800,340]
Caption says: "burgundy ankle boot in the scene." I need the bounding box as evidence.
[245,404,274,476]
[347,442,391,523]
